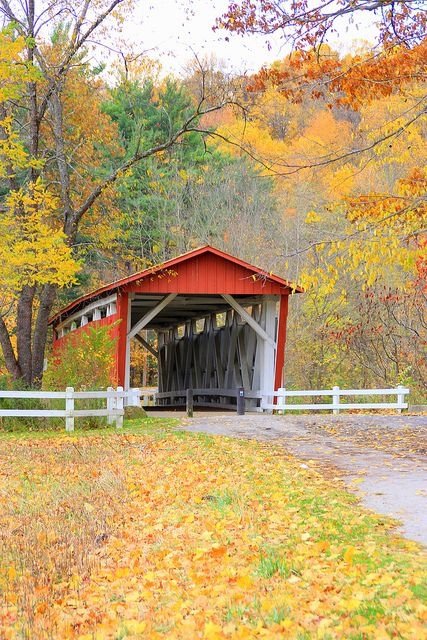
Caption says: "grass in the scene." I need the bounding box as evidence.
[256,549,290,578]
[0,418,425,639]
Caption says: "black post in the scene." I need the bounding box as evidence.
[186,388,194,417]
[237,387,245,415]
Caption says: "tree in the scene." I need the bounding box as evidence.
[0,1,237,387]
[217,1,426,177]
[101,76,211,267]
[97,71,281,272]
[208,28,426,393]
[217,1,427,48]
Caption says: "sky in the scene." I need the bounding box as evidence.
[129,0,279,75]
[128,0,378,76]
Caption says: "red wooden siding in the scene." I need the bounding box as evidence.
[115,292,129,388]
[49,246,301,327]
[123,253,289,296]
[53,314,119,348]
[274,295,289,391]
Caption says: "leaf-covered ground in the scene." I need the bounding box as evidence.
[316,421,427,458]
[0,420,426,639]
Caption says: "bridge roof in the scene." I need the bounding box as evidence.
[49,245,302,326]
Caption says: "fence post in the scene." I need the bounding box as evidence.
[237,387,245,415]
[278,387,286,414]
[186,388,194,417]
[107,386,114,425]
[65,386,74,432]
[116,386,124,428]
[332,386,340,415]
[397,385,405,413]
[130,388,140,407]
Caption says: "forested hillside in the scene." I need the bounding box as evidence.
[0,0,425,397]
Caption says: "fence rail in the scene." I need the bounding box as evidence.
[261,386,409,413]
[0,387,142,431]
[0,385,410,427]
[155,386,409,415]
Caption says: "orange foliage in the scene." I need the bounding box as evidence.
[246,40,427,110]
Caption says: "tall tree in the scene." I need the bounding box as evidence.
[0,1,236,386]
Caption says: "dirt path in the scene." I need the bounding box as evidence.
[179,414,427,546]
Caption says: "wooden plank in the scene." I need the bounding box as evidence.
[155,388,238,398]
[268,388,409,398]
[183,326,194,389]
[204,316,216,388]
[333,402,408,410]
[225,315,239,388]
[0,410,67,417]
[166,340,177,392]
[73,390,140,399]
[193,388,237,396]
[193,402,236,410]
[66,386,74,431]
[56,294,117,331]
[222,294,276,348]
[0,391,67,398]
[336,388,410,396]
[214,331,225,387]
[128,293,177,338]
[243,390,262,399]
[193,334,202,388]
[134,334,159,358]
[237,326,251,389]
[158,346,166,392]
[259,298,277,398]
[155,391,186,399]
[219,316,231,376]
[116,386,124,427]
[244,323,257,388]
[262,402,408,411]
[175,338,184,391]
[107,386,115,425]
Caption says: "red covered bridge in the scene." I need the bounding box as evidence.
[49,246,302,407]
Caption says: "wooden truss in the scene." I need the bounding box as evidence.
[127,294,279,405]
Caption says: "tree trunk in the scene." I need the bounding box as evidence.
[16,285,36,386]
[0,315,21,381]
[31,284,58,387]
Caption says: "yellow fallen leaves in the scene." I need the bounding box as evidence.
[343,545,356,564]
[0,425,425,639]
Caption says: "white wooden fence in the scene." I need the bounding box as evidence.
[260,386,409,413]
[0,387,143,431]
[0,386,410,427]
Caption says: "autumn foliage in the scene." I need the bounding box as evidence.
[0,1,425,396]
[0,425,425,638]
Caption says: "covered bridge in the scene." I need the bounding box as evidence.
[49,246,302,407]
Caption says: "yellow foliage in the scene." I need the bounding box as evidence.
[0,430,425,638]
[0,179,79,294]
[0,28,39,103]
[305,210,322,224]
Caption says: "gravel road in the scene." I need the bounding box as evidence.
[179,413,427,546]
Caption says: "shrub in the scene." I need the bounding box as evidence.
[43,323,117,391]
